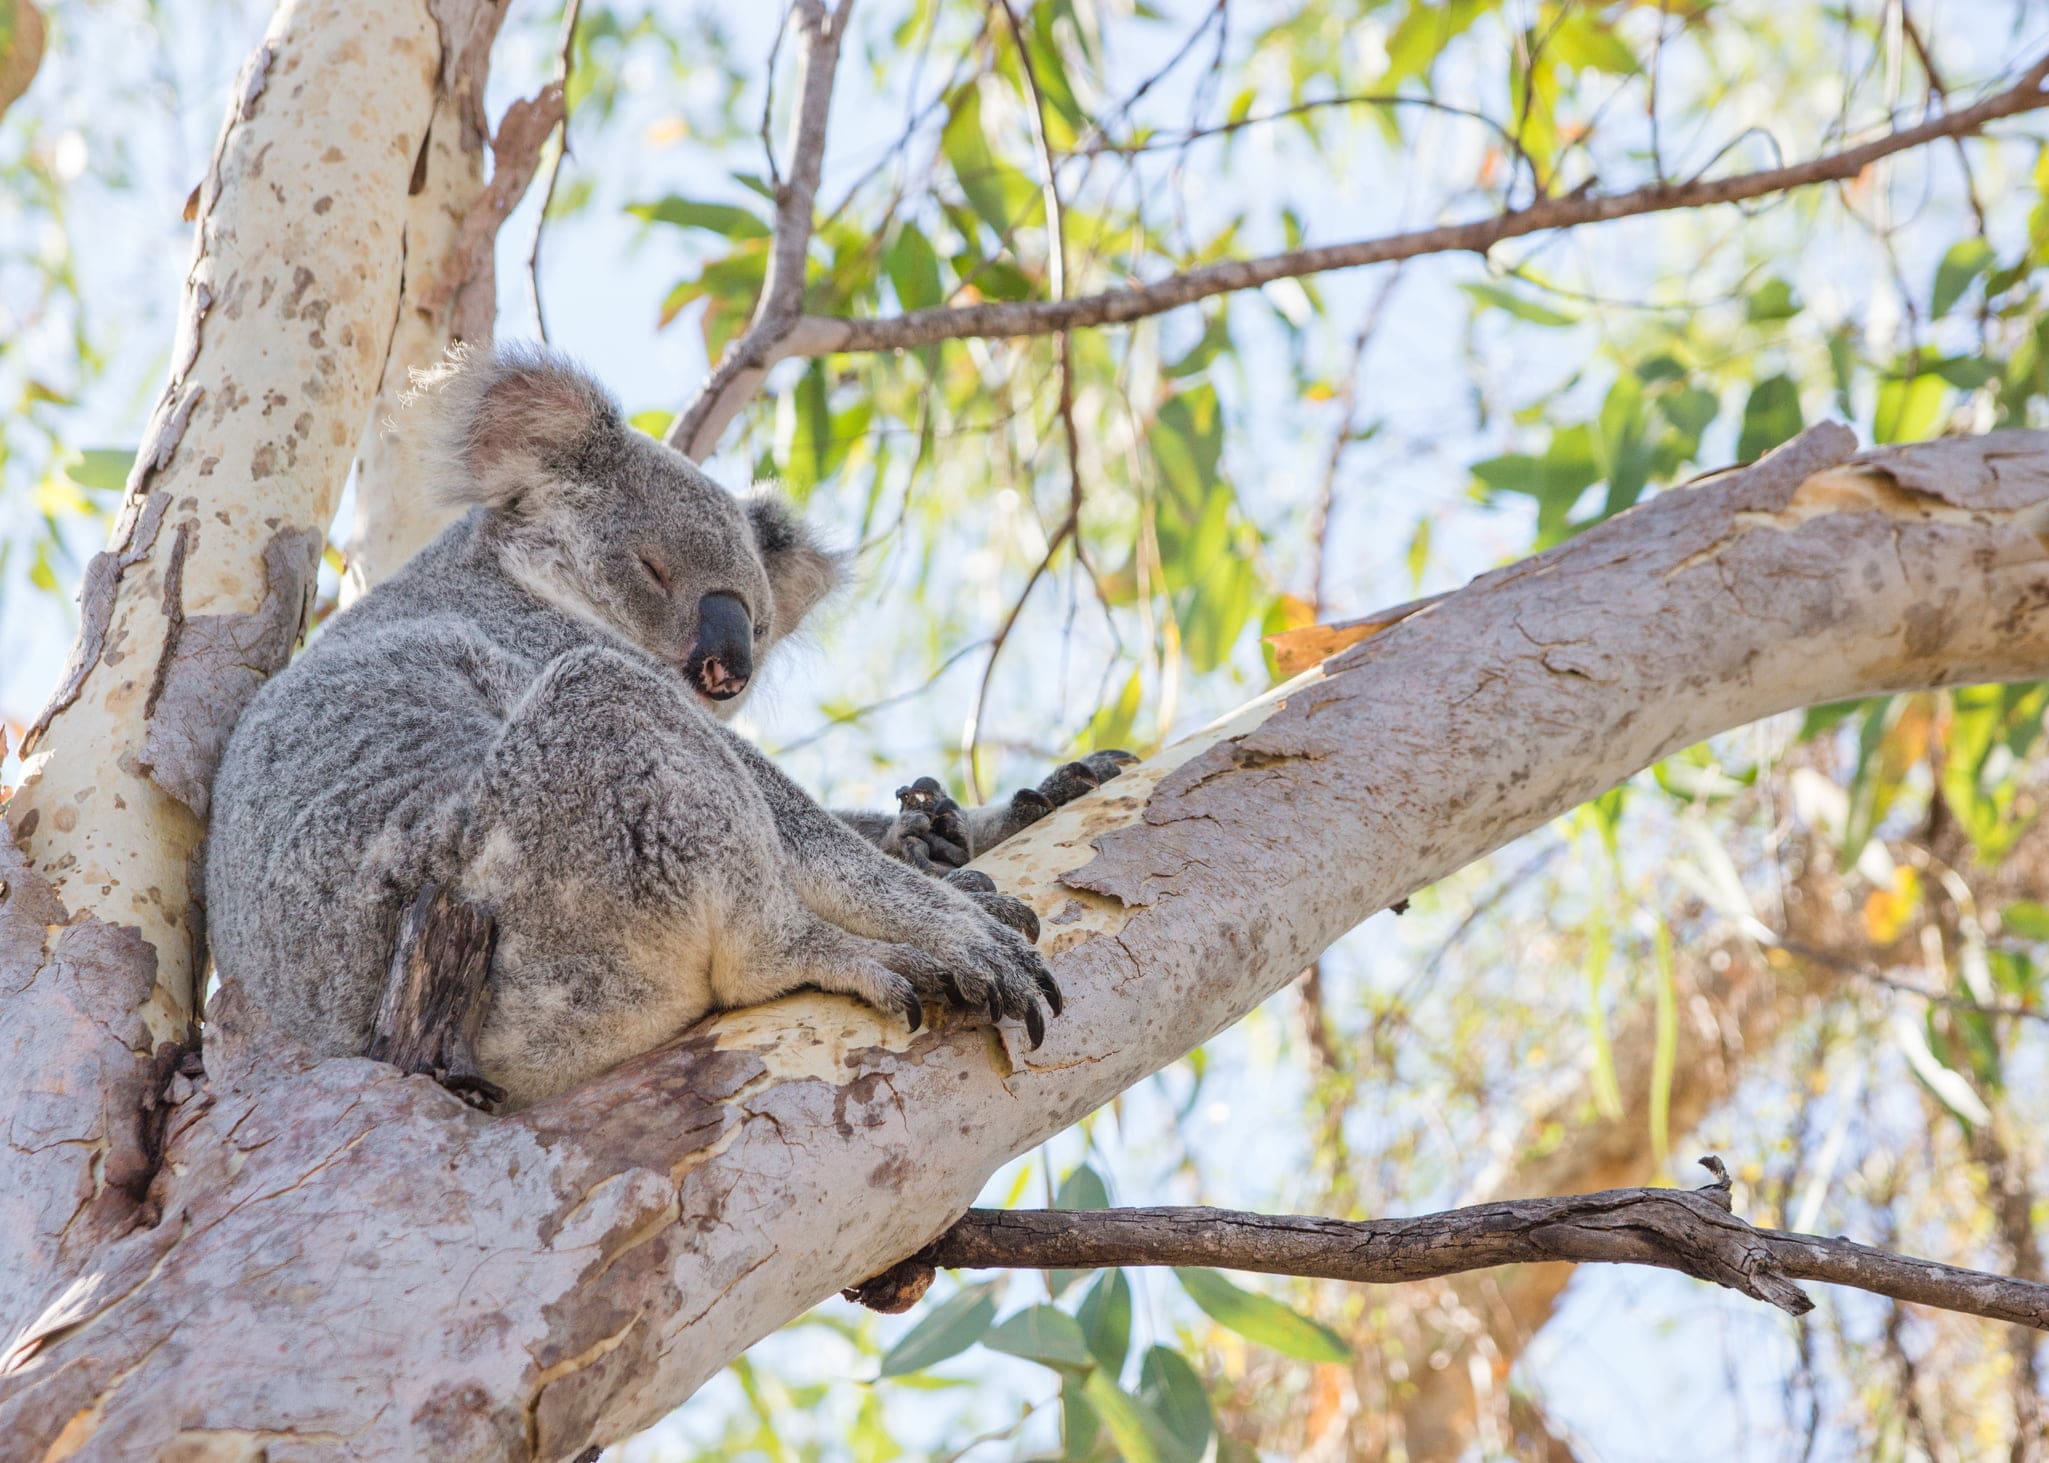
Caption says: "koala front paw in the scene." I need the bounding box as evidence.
[881,776,971,871]
[883,895,1062,1049]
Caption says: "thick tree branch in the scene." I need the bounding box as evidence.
[666,0,852,461]
[8,427,2049,1457]
[769,54,2049,359]
[850,1160,2049,1332]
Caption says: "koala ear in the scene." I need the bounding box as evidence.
[400,343,619,511]
[746,492,845,634]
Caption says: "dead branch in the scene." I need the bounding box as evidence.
[772,53,2049,359]
[848,1159,2049,1331]
[667,0,853,461]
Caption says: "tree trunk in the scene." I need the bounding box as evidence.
[4,425,2047,1459]
[339,0,508,603]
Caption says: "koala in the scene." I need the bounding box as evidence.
[206,344,1072,1110]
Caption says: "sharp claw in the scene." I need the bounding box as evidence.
[1036,970,1063,1016]
[986,989,1003,1022]
[1023,1001,1045,1049]
[943,971,968,1006]
[904,996,923,1032]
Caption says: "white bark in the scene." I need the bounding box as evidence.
[3,0,446,1033]
[4,425,2047,1460]
[338,0,507,603]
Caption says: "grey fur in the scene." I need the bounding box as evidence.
[207,345,1056,1109]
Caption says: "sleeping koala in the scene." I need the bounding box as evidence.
[206,345,1079,1109]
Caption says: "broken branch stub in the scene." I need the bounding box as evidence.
[365,883,502,1111]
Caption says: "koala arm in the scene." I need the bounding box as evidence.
[833,750,1137,872]
[722,733,1062,1037]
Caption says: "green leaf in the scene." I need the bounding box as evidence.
[1062,1374,1102,1459]
[1137,1347,1213,1463]
[986,1305,1094,1370]
[1057,1163,1109,1210]
[1461,280,1578,327]
[1745,276,1800,323]
[878,1283,998,1377]
[1932,238,1995,318]
[1657,386,1718,440]
[942,84,1039,241]
[884,223,943,312]
[1077,1269,1133,1374]
[1736,374,1803,461]
[1174,1268,1350,1362]
[1800,697,1881,741]
[1873,371,1948,444]
[627,196,770,239]
[63,447,132,493]
[1081,1372,1174,1463]
[2002,901,2049,942]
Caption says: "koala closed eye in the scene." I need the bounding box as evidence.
[637,553,673,594]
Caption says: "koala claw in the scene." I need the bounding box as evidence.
[1035,969,1064,1017]
[1023,1001,1046,1050]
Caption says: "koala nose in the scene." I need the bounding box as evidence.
[686,592,753,700]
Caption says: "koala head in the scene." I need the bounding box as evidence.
[402,344,843,715]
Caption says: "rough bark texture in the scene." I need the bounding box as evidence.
[4,426,2049,1459]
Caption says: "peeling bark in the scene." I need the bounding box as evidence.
[3,427,2047,1460]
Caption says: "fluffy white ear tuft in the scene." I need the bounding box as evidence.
[746,491,847,636]
[397,343,619,511]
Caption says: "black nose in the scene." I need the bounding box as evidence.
[685,592,753,700]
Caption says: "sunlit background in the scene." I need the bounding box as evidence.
[5,1,2048,1458]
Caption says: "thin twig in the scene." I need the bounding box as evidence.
[770,54,2049,359]
[526,0,583,344]
[962,0,1090,800]
[961,522,1070,801]
[1066,91,1539,186]
[771,636,990,756]
[847,1158,2049,1331]
[667,0,853,461]
[1306,266,1404,617]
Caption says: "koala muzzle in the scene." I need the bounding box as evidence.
[685,591,753,700]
